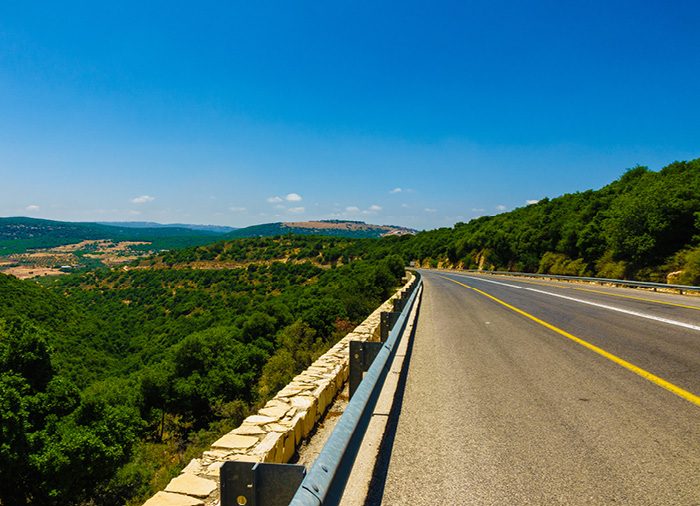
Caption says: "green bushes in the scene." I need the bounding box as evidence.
[0,317,143,506]
[538,252,590,276]
[667,247,700,285]
[402,158,700,283]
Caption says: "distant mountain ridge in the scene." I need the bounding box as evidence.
[0,217,221,255]
[0,217,416,255]
[224,220,416,239]
[99,221,238,233]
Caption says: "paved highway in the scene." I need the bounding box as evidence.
[377,270,700,505]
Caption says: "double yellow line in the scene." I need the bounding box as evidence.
[441,275,700,407]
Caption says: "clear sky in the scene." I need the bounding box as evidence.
[1,1,698,230]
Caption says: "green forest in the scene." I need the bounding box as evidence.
[0,240,406,505]
[402,159,700,284]
[0,217,224,255]
[2,158,700,505]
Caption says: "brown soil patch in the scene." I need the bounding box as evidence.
[2,266,67,279]
[284,221,390,231]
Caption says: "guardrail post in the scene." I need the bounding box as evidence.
[349,341,383,399]
[380,311,400,342]
[392,294,407,312]
[220,461,306,506]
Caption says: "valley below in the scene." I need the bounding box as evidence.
[0,239,156,279]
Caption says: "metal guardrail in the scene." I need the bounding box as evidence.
[288,272,422,506]
[220,272,423,506]
[461,269,700,294]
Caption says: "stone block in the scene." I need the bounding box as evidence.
[143,492,204,506]
[314,383,331,415]
[334,367,345,390]
[265,422,291,433]
[290,411,305,445]
[165,473,217,498]
[202,449,232,461]
[259,403,290,420]
[266,398,290,408]
[228,454,261,463]
[244,414,277,425]
[252,432,284,463]
[280,430,296,463]
[203,461,223,477]
[211,433,258,450]
[232,424,266,436]
[275,385,305,397]
[180,459,202,475]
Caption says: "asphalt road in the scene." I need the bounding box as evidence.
[378,270,700,505]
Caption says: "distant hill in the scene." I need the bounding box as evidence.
[0,217,222,255]
[225,220,416,239]
[99,221,238,233]
[0,217,415,258]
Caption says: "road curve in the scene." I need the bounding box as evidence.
[377,270,700,505]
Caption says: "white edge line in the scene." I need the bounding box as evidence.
[448,273,700,333]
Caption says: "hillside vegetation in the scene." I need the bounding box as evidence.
[223,220,415,240]
[403,159,700,284]
[0,240,406,506]
[0,218,414,257]
[142,235,409,269]
[0,217,222,255]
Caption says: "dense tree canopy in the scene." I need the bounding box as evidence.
[403,159,700,283]
[0,249,406,505]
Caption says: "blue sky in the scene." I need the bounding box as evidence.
[1,1,698,230]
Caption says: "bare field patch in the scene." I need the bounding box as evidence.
[285,220,385,231]
[0,240,155,274]
[2,266,67,279]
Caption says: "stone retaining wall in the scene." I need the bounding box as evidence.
[143,273,417,506]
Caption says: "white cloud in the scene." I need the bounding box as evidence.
[288,206,305,213]
[471,208,485,212]
[128,210,142,215]
[229,206,247,212]
[390,187,403,194]
[401,203,409,208]
[424,208,437,213]
[286,193,303,202]
[274,204,286,210]
[25,204,40,212]
[495,204,507,211]
[526,199,540,205]
[131,195,155,204]
[345,206,360,213]
[368,204,382,212]
[267,196,283,203]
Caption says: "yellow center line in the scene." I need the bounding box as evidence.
[440,275,700,408]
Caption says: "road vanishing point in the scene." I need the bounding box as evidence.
[376,269,700,505]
